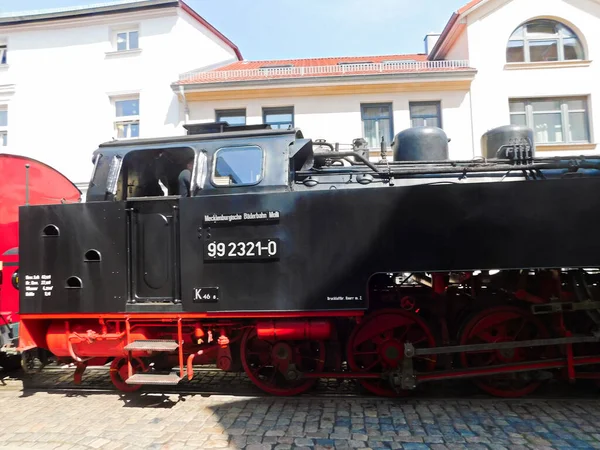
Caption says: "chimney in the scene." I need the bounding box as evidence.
[424,33,441,55]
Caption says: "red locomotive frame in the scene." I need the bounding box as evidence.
[18,270,600,397]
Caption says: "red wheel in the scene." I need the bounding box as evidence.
[347,309,436,396]
[459,305,549,398]
[109,357,145,393]
[240,328,325,396]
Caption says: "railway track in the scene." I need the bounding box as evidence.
[2,364,599,400]
[4,365,374,397]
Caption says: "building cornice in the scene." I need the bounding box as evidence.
[174,69,477,94]
[177,78,476,102]
[504,60,592,70]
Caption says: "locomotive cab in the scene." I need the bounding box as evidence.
[86,128,302,203]
[57,128,303,310]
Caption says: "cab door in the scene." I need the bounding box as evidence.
[128,198,181,307]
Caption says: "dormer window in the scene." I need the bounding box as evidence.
[338,61,373,66]
[383,60,417,64]
[259,64,293,69]
[507,19,584,63]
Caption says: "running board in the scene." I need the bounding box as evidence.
[124,340,179,352]
[125,373,181,385]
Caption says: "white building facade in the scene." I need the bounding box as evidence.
[0,0,240,192]
[177,0,600,160]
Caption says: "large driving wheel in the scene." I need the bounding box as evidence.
[459,305,549,398]
[347,309,436,396]
[241,328,325,396]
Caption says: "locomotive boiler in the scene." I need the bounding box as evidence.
[15,123,600,397]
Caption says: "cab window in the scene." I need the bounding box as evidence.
[118,147,195,199]
[91,154,111,189]
[212,145,263,187]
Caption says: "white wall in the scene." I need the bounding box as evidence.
[445,27,470,61]
[0,7,237,185]
[464,0,600,155]
[188,87,475,160]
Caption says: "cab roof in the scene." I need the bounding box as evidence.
[98,128,300,149]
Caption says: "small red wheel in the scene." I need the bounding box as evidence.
[459,305,549,398]
[347,309,436,396]
[109,357,145,393]
[400,296,416,311]
[240,328,325,396]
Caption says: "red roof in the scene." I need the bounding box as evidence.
[178,0,488,86]
[178,54,474,85]
[212,54,427,71]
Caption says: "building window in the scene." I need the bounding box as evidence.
[410,101,442,128]
[263,107,294,129]
[509,97,590,144]
[216,109,246,126]
[507,19,584,63]
[0,45,6,65]
[212,146,264,187]
[0,108,6,146]
[361,103,394,148]
[115,29,139,52]
[114,97,140,139]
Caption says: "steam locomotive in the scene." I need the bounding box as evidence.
[15,122,600,397]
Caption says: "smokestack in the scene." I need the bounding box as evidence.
[424,33,441,55]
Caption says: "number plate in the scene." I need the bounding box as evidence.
[193,287,219,303]
[204,238,280,261]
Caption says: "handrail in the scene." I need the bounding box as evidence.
[179,60,472,82]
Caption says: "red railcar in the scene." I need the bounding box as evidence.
[0,154,80,368]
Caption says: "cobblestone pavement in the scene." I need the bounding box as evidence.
[1,388,600,450]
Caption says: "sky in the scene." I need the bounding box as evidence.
[0,0,468,60]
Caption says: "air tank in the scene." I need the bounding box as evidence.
[392,127,449,162]
[481,125,535,159]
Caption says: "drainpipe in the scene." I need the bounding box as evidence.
[179,85,189,125]
[468,86,476,158]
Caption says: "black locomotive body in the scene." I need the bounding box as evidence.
[16,124,600,396]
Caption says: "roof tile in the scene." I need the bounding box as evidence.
[178,54,474,85]
[213,54,427,71]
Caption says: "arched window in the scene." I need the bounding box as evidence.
[507,19,584,63]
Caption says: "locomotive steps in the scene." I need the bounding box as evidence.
[123,340,182,386]
[123,339,179,352]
